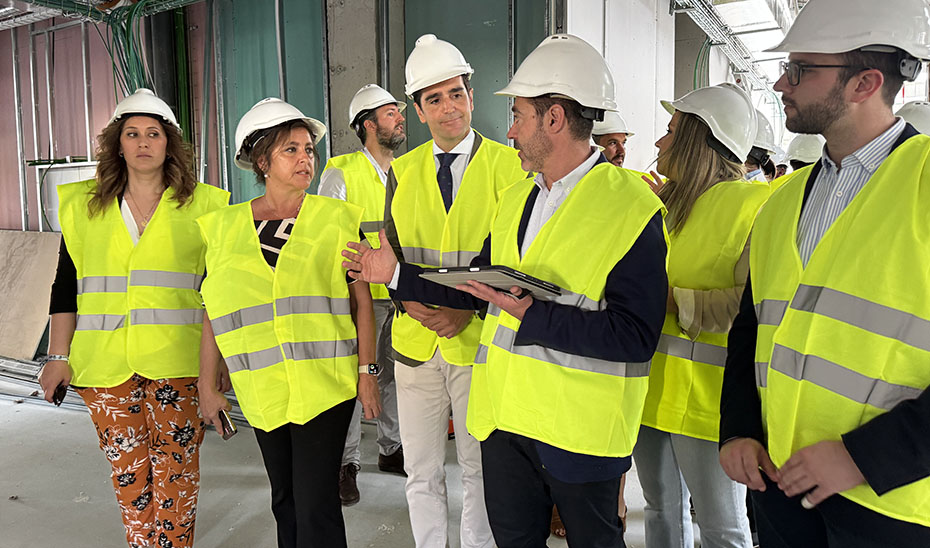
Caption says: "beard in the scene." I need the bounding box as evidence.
[376,123,406,150]
[609,151,625,167]
[514,129,553,173]
[784,80,848,134]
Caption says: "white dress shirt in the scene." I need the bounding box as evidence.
[521,149,600,256]
[796,118,906,266]
[318,146,389,201]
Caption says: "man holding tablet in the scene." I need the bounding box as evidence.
[345,33,668,548]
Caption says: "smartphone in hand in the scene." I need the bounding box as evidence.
[52,383,68,407]
[218,409,238,440]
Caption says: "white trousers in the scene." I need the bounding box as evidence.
[395,349,492,548]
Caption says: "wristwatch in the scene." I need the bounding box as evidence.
[359,363,381,376]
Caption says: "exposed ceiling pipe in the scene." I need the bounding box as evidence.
[672,0,776,91]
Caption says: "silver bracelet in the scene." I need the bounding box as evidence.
[45,354,69,363]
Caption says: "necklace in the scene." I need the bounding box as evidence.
[126,188,162,230]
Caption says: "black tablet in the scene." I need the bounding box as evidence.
[419,265,562,300]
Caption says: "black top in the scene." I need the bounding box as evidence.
[720,123,930,495]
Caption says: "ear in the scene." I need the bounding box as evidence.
[546,104,568,135]
[468,88,475,113]
[363,118,378,134]
[256,157,269,173]
[414,102,427,124]
[848,68,886,105]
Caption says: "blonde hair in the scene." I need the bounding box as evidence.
[89,116,197,217]
[657,112,745,232]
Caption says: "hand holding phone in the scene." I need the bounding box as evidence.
[52,383,67,407]
[218,409,238,440]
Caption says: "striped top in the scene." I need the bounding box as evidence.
[797,118,906,266]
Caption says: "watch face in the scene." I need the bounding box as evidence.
[368,364,381,375]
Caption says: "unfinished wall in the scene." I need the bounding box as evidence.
[566,0,676,172]
[0,19,117,231]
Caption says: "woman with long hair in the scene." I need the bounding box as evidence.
[635,83,770,548]
[196,98,380,548]
[39,88,230,548]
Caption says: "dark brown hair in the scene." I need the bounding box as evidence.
[840,49,906,107]
[527,95,594,141]
[89,116,196,217]
[412,75,471,108]
[245,119,318,184]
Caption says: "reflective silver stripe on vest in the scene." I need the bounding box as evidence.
[76,276,128,295]
[130,270,205,291]
[475,343,489,364]
[755,361,768,388]
[791,285,930,352]
[360,221,384,233]
[129,308,204,325]
[281,339,358,360]
[770,344,923,410]
[487,304,501,318]
[755,299,789,326]
[553,289,605,311]
[211,303,274,336]
[656,333,728,367]
[402,247,441,266]
[76,314,125,331]
[225,346,284,373]
[276,296,352,316]
[441,250,479,266]
[491,324,650,378]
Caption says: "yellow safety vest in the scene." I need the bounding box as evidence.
[467,163,667,456]
[57,180,229,387]
[197,196,363,431]
[390,132,525,365]
[322,150,390,300]
[751,135,930,526]
[641,180,769,441]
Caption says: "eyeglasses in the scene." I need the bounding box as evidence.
[779,60,860,86]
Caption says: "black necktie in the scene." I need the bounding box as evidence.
[437,153,458,212]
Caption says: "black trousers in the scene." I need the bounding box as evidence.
[481,430,625,548]
[254,397,355,548]
[752,476,930,548]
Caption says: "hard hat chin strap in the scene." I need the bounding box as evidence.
[706,134,741,164]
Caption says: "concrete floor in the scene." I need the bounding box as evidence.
[0,393,655,548]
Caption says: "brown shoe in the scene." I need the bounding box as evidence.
[339,463,360,506]
[550,506,567,538]
[378,447,407,476]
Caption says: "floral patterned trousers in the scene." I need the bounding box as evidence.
[76,374,205,548]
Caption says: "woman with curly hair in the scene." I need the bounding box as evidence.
[39,88,229,548]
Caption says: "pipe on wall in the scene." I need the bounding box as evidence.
[28,24,41,231]
[212,0,228,192]
[12,27,29,230]
[81,22,93,159]
[198,0,213,184]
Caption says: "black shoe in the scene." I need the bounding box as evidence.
[378,447,407,476]
[339,463,360,506]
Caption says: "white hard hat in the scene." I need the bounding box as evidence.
[348,84,406,127]
[496,34,617,113]
[593,110,635,137]
[234,98,327,170]
[404,34,473,97]
[897,101,930,134]
[785,133,826,164]
[766,0,930,80]
[753,110,777,154]
[660,83,757,162]
[109,88,181,132]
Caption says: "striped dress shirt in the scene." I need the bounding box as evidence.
[796,118,906,266]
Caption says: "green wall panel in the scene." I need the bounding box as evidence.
[404,1,509,148]
[217,0,327,203]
